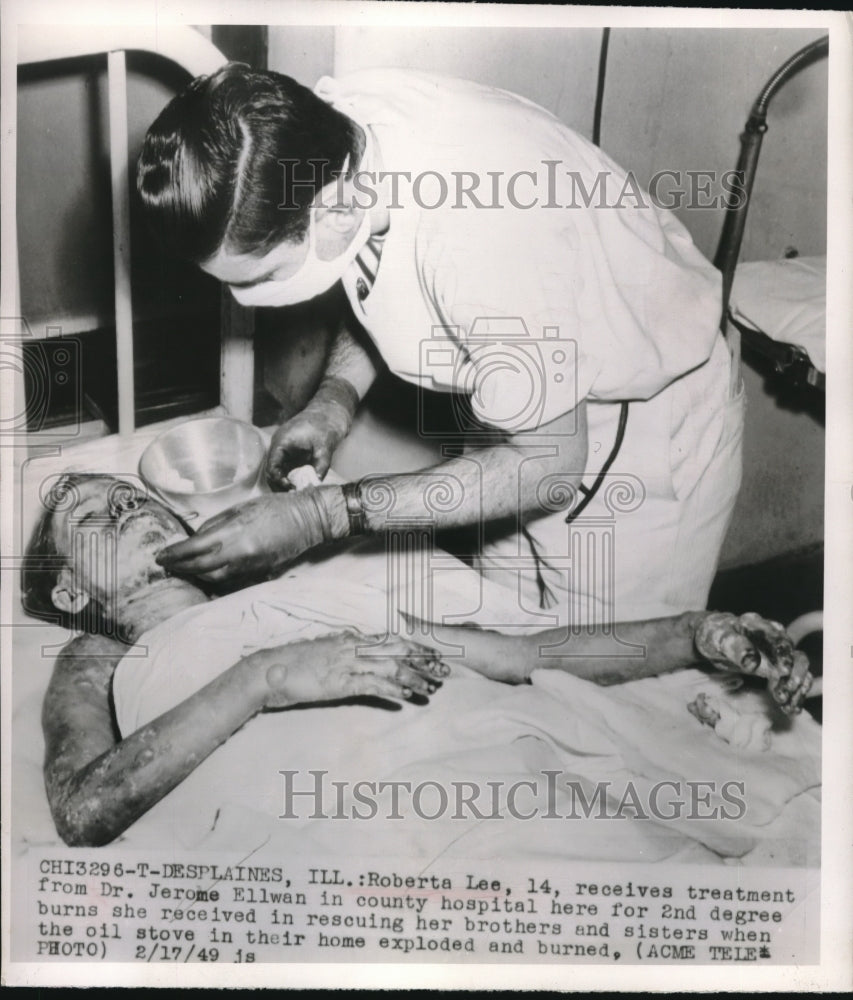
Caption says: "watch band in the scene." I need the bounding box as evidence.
[341,481,367,536]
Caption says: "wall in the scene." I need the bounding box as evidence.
[332,25,602,138]
[602,27,828,264]
[268,25,335,89]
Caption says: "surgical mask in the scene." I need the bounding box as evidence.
[230,150,372,308]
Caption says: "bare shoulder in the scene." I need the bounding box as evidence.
[53,633,126,669]
[43,633,127,719]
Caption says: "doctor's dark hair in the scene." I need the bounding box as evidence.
[21,474,113,638]
[136,63,364,263]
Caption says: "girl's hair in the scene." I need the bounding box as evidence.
[136,63,363,263]
[21,474,111,636]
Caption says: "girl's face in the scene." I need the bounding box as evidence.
[51,477,189,609]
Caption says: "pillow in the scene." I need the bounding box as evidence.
[730,256,826,373]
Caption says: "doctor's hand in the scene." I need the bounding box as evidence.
[247,633,449,709]
[155,490,332,585]
[266,377,358,491]
[694,611,813,715]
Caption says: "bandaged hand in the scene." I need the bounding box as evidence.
[266,376,359,491]
[693,611,813,715]
[156,489,332,585]
[688,692,772,752]
[249,633,450,708]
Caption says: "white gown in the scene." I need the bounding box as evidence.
[318,68,742,625]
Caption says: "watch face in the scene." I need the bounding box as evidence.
[343,482,367,535]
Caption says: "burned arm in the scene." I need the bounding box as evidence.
[428,612,813,713]
[41,629,442,846]
[41,634,270,847]
[537,611,813,713]
[522,613,706,684]
[425,613,703,686]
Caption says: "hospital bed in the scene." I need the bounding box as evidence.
[8,29,822,864]
[714,36,828,696]
[715,35,828,394]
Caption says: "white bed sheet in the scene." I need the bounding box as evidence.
[730,256,826,373]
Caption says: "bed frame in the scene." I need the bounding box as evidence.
[714,35,829,393]
[13,26,254,443]
[713,35,828,699]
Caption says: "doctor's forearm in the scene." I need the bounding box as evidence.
[325,323,379,400]
[266,324,379,486]
[317,404,587,535]
[319,441,580,536]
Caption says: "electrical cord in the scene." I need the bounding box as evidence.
[592,27,610,147]
[565,400,629,524]
[564,25,629,526]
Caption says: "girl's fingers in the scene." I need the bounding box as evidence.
[741,616,794,675]
[348,674,413,702]
[403,651,450,678]
[370,636,449,677]
[782,651,813,713]
[719,632,763,674]
[348,657,439,698]
[394,662,437,696]
[347,667,437,702]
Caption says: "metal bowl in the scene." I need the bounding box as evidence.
[139,416,266,521]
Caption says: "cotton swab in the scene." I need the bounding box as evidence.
[288,465,322,490]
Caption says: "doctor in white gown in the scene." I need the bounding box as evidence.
[143,67,743,631]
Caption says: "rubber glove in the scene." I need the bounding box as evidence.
[155,489,334,585]
[266,376,359,491]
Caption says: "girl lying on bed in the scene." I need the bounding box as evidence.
[21,474,813,847]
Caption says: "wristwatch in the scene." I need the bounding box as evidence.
[342,481,367,536]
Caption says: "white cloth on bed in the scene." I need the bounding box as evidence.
[730,256,826,372]
[112,539,820,864]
